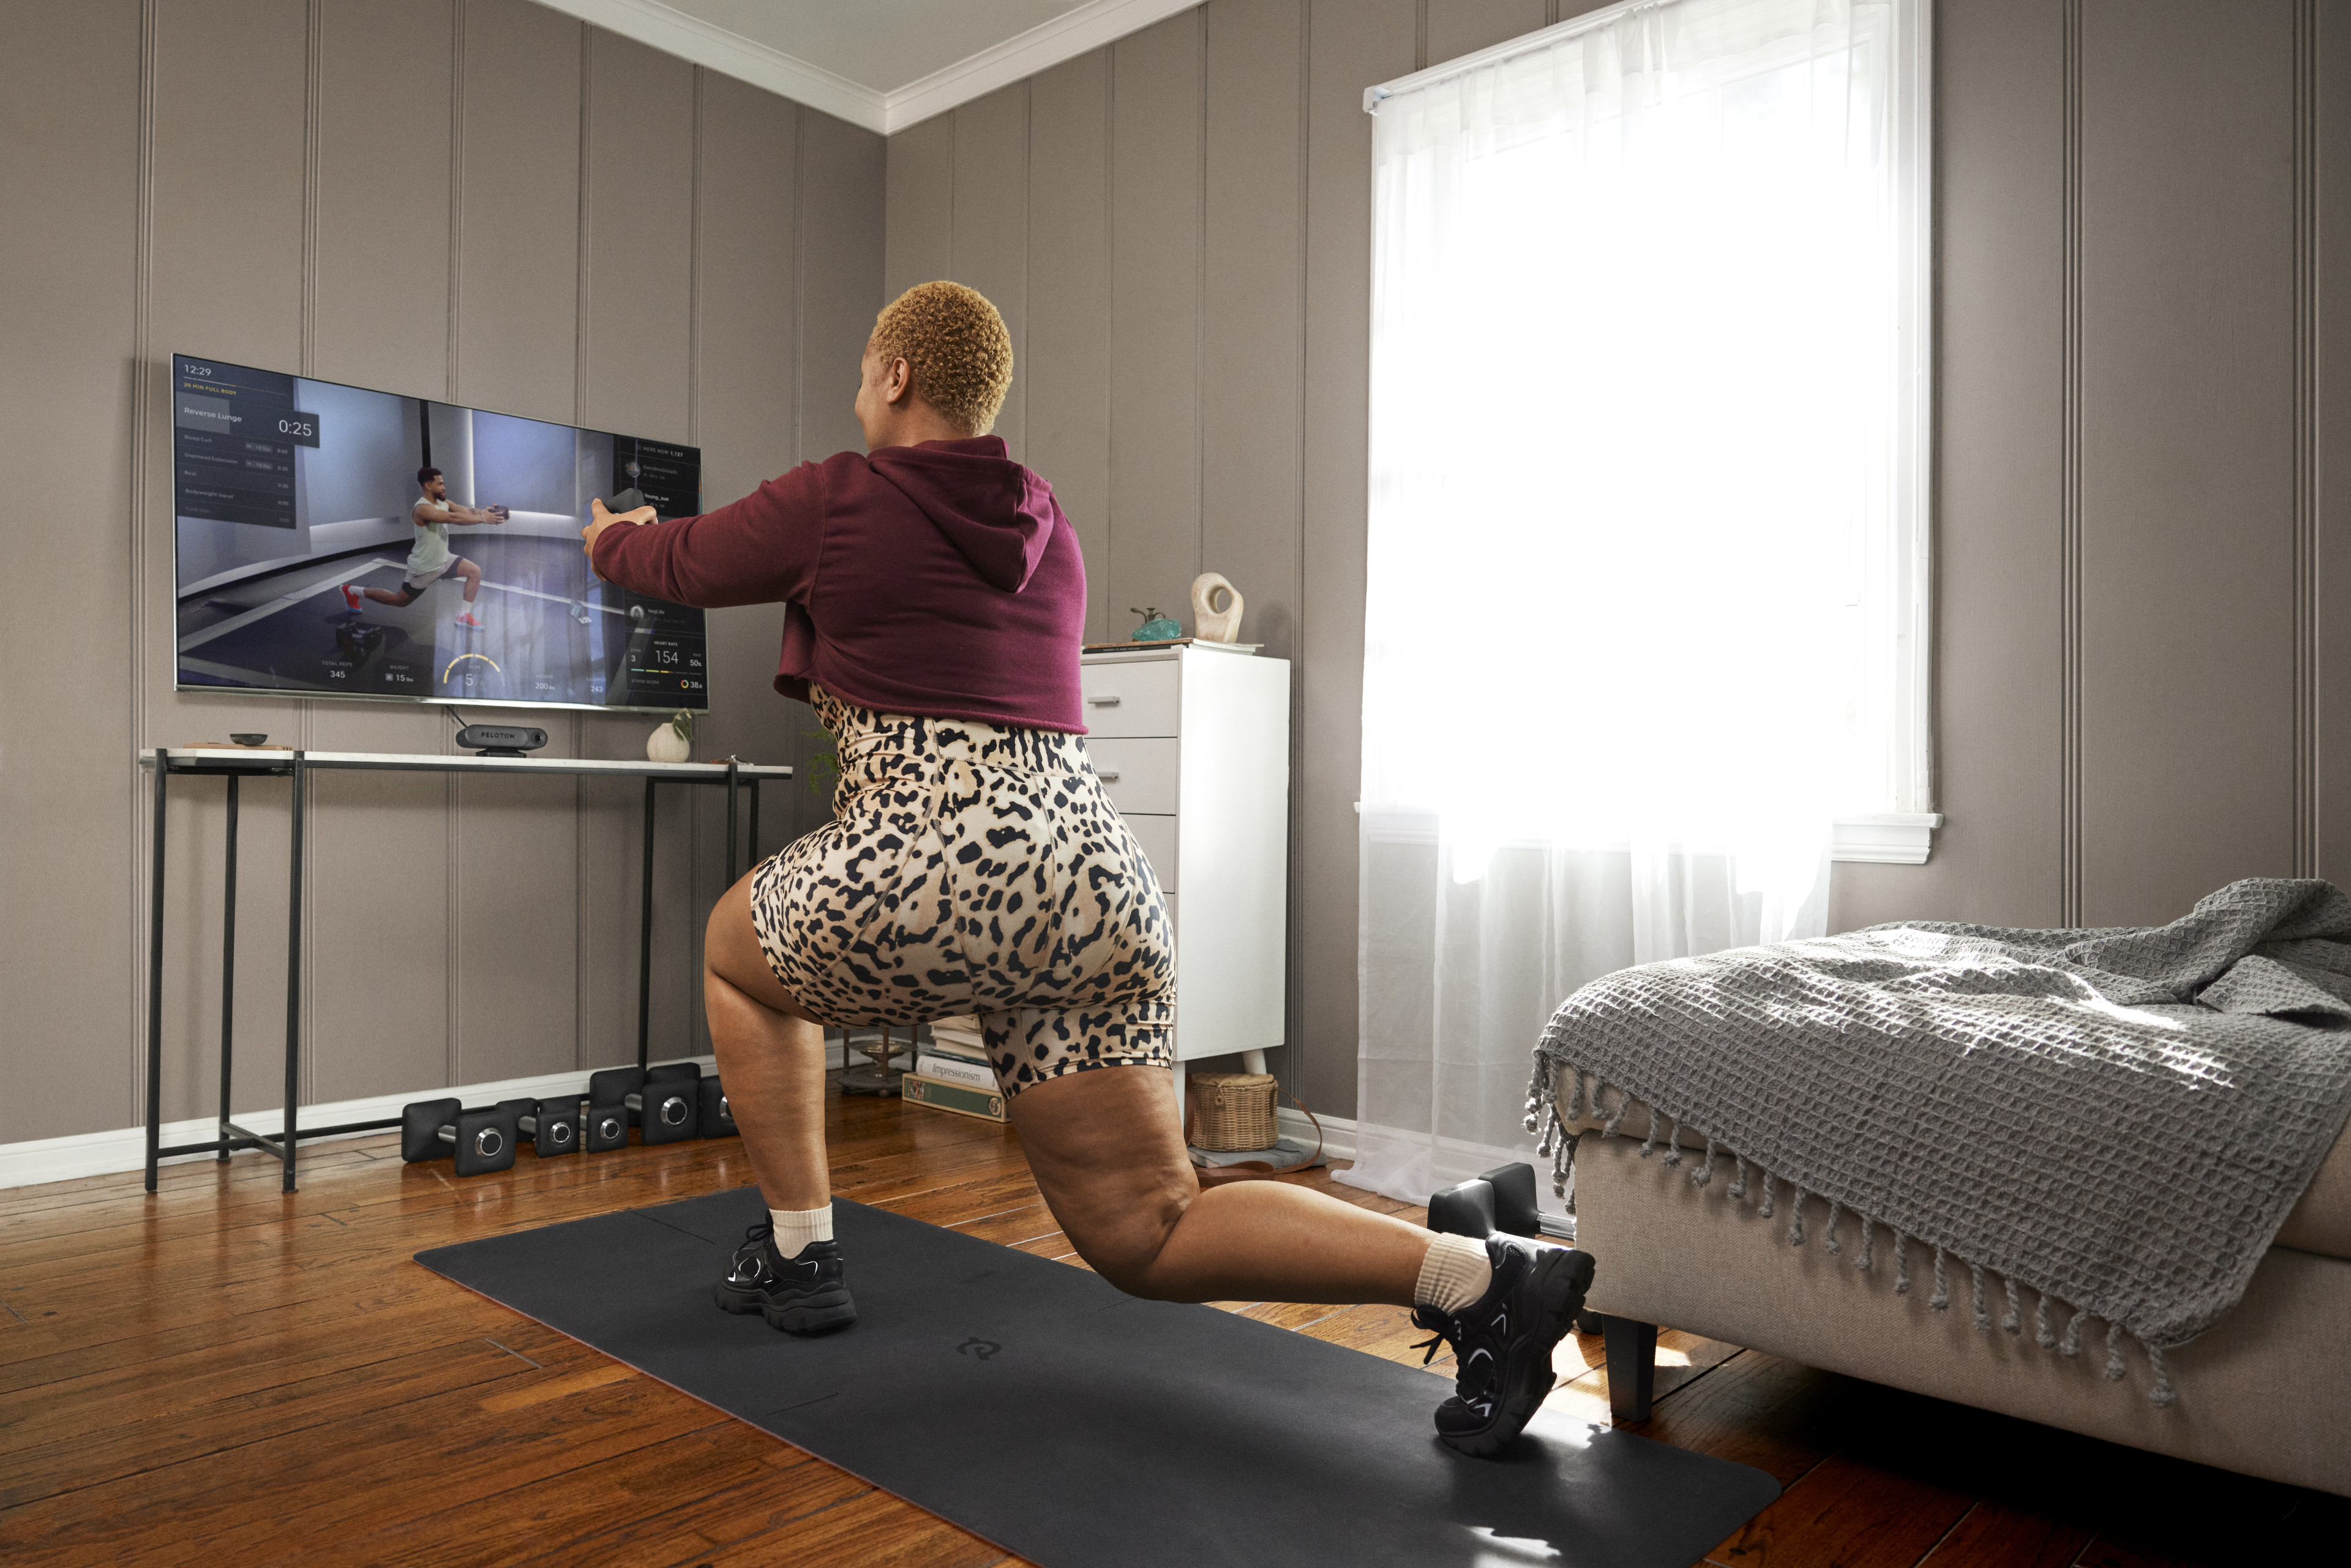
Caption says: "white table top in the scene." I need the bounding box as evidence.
[141,748,792,779]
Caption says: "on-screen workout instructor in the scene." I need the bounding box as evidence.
[582,282,1592,1455]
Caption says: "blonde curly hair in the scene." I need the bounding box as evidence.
[869,281,1013,436]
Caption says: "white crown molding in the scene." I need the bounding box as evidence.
[881,0,1201,132]
[530,0,1205,137]
[529,0,888,131]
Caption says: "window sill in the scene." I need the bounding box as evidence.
[1831,814,1942,865]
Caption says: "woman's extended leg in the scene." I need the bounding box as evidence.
[1010,1061,1595,1454]
[1007,1063,1429,1305]
[702,871,830,1212]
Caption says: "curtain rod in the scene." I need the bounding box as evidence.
[1363,0,1672,113]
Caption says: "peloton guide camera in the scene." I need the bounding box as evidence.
[171,353,710,716]
[454,724,549,757]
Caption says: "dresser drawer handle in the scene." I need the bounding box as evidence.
[1097,770,1122,782]
[1088,695,1123,707]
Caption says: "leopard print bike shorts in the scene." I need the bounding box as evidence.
[748,686,1176,1098]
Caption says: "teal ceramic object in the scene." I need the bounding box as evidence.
[1129,607,1183,642]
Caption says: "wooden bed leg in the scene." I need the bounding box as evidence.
[1600,1316,1657,1422]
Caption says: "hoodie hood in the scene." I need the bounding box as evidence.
[868,436,1056,593]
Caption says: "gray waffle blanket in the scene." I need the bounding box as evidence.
[1526,878,2351,1406]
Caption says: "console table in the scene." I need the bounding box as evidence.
[137,748,792,1192]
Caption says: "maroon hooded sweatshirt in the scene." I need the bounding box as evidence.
[590,436,1087,733]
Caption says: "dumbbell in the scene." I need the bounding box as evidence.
[699,1075,737,1138]
[582,1098,631,1153]
[1429,1161,1603,1335]
[585,1062,701,1146]
[400,1097,520,1177]
[504,1095,581,1158]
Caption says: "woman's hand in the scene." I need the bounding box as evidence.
[582,497,658,560]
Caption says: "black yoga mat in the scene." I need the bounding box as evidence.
[417,1188,1777,1568]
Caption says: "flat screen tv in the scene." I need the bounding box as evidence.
[171,353,708,713]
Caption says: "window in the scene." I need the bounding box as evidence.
[1360,0,1933,873]
[1341,0,1932,1209]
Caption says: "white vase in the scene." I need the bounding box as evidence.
[1191,571,1243,642]
[646,724,691,763]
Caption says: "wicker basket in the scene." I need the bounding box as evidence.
[1185,1071,1280,1152]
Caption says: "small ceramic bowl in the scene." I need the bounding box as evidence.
[230,733,268,746]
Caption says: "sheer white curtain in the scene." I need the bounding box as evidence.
[1344,0,1928,1210]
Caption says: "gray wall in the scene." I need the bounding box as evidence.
[0,0,883,1144]
[882,0,2351,1120]
[1834,0,2349,937]
[5,0,2341,1144]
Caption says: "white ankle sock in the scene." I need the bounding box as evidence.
[1414,1233,1493,1315]
[768,1204,833,1259]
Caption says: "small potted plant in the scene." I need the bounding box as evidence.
[1130,606,1183,642]
[647,708,693,763]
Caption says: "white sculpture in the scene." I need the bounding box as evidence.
[1191,572,1243,643]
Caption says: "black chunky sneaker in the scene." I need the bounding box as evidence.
[1411,1234,1597,1456]
[713,1221,858,1335]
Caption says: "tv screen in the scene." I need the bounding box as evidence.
[171,353,708,713]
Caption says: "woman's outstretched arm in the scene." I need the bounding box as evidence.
[585,460,828,608]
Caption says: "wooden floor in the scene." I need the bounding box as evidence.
[1,1084,2343,1567]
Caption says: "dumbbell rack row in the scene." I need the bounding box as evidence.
[403,1062,739,1176]
[137,748,790,1193]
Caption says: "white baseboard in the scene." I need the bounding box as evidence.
[0,1052,786,1192]
[1327,1120,1572,1231]
[1278,1106,1357,1162]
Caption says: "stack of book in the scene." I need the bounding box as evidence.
[902,1016,1005,1122]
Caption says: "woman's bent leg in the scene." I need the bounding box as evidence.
[1007,1064,1430,1306]
[703,871,830,1212]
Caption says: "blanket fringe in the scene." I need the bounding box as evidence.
[1523,1054,2185,1406]
[1600,1084,1630,1138]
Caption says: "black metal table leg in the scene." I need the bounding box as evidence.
[281,752,306,1193]
[747,779,760,879]
[144,750,170,1193]
[725,761,740,883]
[219,775,239,1161]
[638,776,656,1075]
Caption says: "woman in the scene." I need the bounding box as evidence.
[583,282,1592,1455]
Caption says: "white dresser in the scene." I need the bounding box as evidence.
[1079,643,1289,1087]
